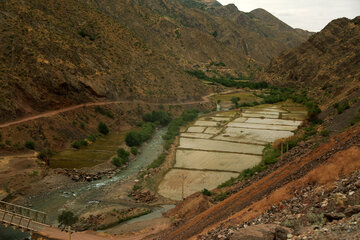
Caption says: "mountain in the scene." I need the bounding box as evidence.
[260,16,360,104]
[0,0,311,122]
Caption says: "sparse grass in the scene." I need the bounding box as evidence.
[307,212,325,226]
[147,153,166,169]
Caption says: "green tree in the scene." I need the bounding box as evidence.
[125,131,142,146]
[117,148,130,160]
[58,211,78,229]
[131,147,138,155]
[25,140,35,150]
[98,122,109,135]
[231,97,240,108]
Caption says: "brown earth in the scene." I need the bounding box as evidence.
[260,16,360,107]
[152,124,360,239]
[0,0,311,122]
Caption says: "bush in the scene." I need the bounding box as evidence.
[130,147,138,155]
[125,131,142,146]
[147,154,166,169]
[117,148,130,160]
[58,211,78,228]
[25,140,35,150]
[263,146,280,165]
[71,140,88,149]
[111,157,128,167]
[140,123,155,142]
[95,106,114,118]
[202,189,212,196]
[143,111,172,126]
[98,122,109,135]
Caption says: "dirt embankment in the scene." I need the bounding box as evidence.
[154,124,360,239]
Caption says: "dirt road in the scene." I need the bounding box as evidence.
[0,91,237,129]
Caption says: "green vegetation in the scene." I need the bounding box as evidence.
[147,153,166,169]
[130,146,138,155]
[215,191,228,201]
[71,140,88,149]
[201,188,212,196]
[350,112,360,126]
[307,212,325,225]
[231,97,240,108]
[186,70,267,88]
[37,149,54,165]
[333,101,350,114]
[97,209,151,230]
[125,131,142,147]
[125,123,155,147]
[58,211,78,228]
[162,109,199,150]
[98,122,109,135]
[95,106,114,118]
[142,110,172,126]
[24,140,35,150]
[112,148,130,167]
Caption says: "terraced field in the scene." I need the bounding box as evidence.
[158,103,307,200]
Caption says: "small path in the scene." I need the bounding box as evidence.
[0,90,238,129]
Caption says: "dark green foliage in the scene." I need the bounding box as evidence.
[37,149,54,163]
[202,188,212,196]
[58,211,78,228]
[80,122,85,129]
[125,131,142,147]
[24,140,35,150]
[218,177,236,188]
[140,123,155,142]
[162,109,199,143]
[71,140,88,149]
[98,122,109,135]
[130,146,138,155]
[333,100,350,114]
[111,156,129,167]
[212,31,218,38]
[231,97,240,108]
[117,148,130,160]
[147,154,166,169]
[185,70,267,88]
[215,192,228,201]
[87,134,99,142]
[263,146,280,165]
[142,111,172,126]
[95,106,114,118]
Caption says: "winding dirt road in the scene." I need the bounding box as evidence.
[0,91,231,129]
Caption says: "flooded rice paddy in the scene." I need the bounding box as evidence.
[158,103,307,200]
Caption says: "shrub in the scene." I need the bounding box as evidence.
[130,147,138,155]
[25,140,35,150]
[95,106,114,118]
[58,211,78,228]
[215,192,228,201]
[71,140,88,149]
[98,122,109,135]
[143,111,172,126]
[147,154,166,169]
[87,134,98,142]
[117,148,130,160]
[202,189,212,196]
[140,123,155,142]
[111,157,128,167]
[263,146,280,165]
[125,131,142,146]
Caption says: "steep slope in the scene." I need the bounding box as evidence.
[261,16,360,105]
[0,0,311,123]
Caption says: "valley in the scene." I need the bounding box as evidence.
[0,0,359,239]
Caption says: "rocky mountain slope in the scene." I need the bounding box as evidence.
[0,0,311,123]
[261,16,360,106]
